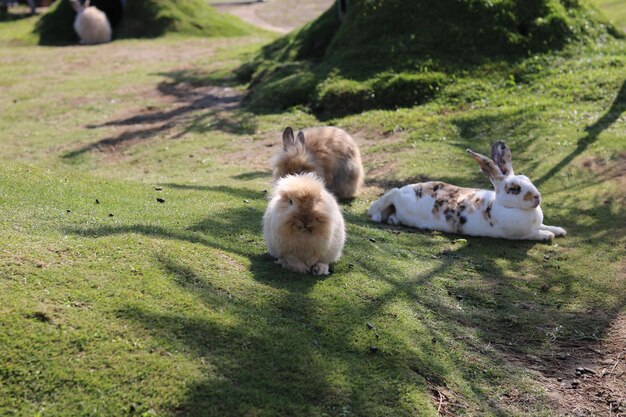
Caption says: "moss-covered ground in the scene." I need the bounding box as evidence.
[240,0,623,118]
[0,2,624,416]
[34,0,261,45]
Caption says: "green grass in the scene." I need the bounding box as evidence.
[0,7,625,417]
[35,0,261,45]
[239,0,621,116]
[596,0,626,31]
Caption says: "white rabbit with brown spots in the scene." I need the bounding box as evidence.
[69,0,112,45]
[368,141,566,241]
[271,126,364,199]
[263,172,345,275]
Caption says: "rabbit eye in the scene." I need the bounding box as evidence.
[288,199,293,205]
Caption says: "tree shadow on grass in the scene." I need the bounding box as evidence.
[0,9,35,22]
[160,183,267,201]
[439,82,625,201]
[343,190,626,410]
[534,79,626,187]
[231,170,270,181]
[65,180,626,415]
[62,69,256,160]
[117,255,338,416]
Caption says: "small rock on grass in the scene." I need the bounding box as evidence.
[156,198,165,203]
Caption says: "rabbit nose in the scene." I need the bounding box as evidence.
[300,218,314,231]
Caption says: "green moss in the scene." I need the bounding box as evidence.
[35,0,259,45]
[242,0,619,115]
[312,72,447,118]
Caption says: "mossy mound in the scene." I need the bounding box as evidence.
[241,0,619,117]
[35,0,258,45]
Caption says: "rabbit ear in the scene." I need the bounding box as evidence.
[69,0,82,12]
[84,0,90,7]
[282,127,295,150]
[296,131,306,147]
[467,149,504,184]
[491,141,514,176]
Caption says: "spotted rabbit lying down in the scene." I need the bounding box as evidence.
[368,141,566,241]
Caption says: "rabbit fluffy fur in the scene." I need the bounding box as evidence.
[368,141,566,241]
[70,0,112,45]
[272,126,364,199]
[263,173,345,275]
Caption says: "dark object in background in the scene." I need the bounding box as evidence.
[85,0,124,27]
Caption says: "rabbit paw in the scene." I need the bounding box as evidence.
[533,230,555,241]
[387,214,400,225]
[310,263,330,276]
[541,225,567,237]
[276,258,309,273]
[371,212,382,222]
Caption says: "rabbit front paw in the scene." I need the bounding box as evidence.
[310,263,330,276]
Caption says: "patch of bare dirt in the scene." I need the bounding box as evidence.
[65,80,243,160]
[215,129,276,175]
[582,152,626,191]
[221,127,410,192]
[427,381,468,416]
[214,0,334,33]
[505,313,626,416]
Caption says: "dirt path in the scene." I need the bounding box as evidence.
[213,0,334,33]
[506,312,626,416]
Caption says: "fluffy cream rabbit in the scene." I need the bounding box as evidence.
[263,173,345,275]
[271,126,364,199]
[69,0,112,45]
[368,141,566,241]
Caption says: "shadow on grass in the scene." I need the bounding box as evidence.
[0,10,36,22]
[365,174,431,190]
[535,79,626,187]
[65,180,626,415]
[62,69,255,160]
[160,183,267,200]
[441,81,625,194]
[231,170,270,181]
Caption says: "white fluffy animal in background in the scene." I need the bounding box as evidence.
[69,0,112,45]
[368,141,567,241]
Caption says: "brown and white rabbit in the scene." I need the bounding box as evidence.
[271,126,364,199]
[368,141,566,241]
[263,173,346,275]
[69,0,112,45]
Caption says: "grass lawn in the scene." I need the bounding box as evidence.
[596,0,626,32]
[0,4,625,417]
